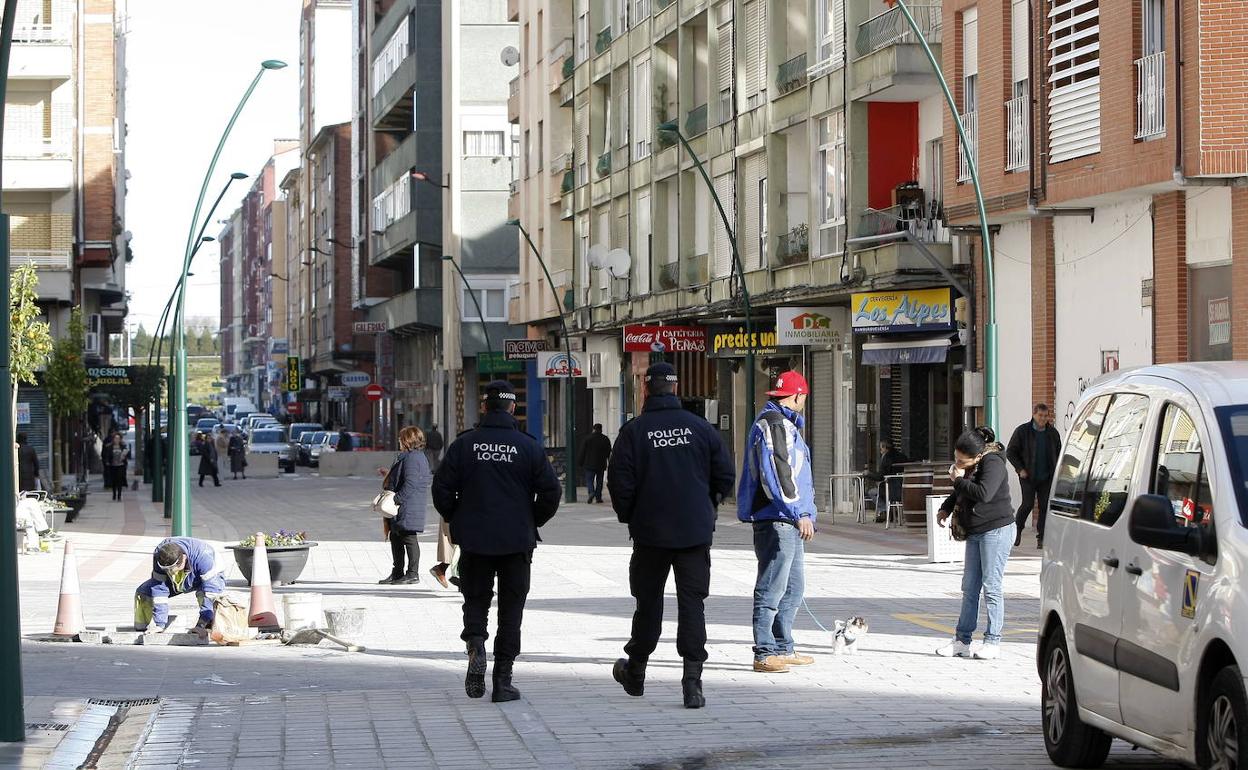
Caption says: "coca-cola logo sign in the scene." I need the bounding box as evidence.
[622,325,707,353]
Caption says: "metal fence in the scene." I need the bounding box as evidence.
[1135,52,1165,140]
[1005,93,1029,172]
[856,4,942,56]
[957,111,977,183]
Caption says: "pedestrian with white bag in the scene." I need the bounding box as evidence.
[375,426,432,585]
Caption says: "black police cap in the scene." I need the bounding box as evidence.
[644,362,678,383]
[481,379,517,402]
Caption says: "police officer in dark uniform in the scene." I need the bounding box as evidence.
[607,362,736,708]
[432,380,561,703]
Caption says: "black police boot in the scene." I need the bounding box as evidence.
[491,660,521,703]
[465,639,487,699]
[681,660,705,709]
[612,658,646,697]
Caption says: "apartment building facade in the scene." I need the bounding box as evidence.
[942,0,1248,436]
[6,0,131,469]
[512,0,973,500]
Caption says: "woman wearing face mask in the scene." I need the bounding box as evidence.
[934,426,1014,660]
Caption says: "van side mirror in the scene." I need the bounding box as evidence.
[1128,494,1205,556]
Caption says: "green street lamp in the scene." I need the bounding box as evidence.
[172,61,284,537]
[507,218,577,503]
[885,0,998,433]
[443,255,498,380]
[656,120,757,429]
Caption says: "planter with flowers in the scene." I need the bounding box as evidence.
[225,530,318,586]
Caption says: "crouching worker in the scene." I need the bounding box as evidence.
[135,537,226,635]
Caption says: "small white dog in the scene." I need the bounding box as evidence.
[832,616,868,655]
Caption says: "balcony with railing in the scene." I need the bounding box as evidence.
[595,150,612,178]
[776,53,808,96]
[850,4,942,101]
[684,103,708,137]
[774,224,810,265]
[10,23,71,81]
[957,111,977,183]
[595,26,612,56]
[852,203,953,282]
[1135,51,1165,140]
[1005,93,1029,172]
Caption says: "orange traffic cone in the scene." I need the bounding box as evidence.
[52,540,84,637]
[248,533,280,629]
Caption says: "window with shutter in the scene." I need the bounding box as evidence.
[711,172,735,278]
[633,58,651,160]
[576,214,590,290]
[575,102,589,184]
[617,69,630,151]
[740,0,761,111]
[1011,0,1029,90]
[716,21,733,124]
[635,191,651,293]
[1047,0,1100,162]
[576,0,590,64]
[754,1,767,106]
[741,153,763,269]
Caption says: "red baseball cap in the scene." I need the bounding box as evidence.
[766,370,810,397]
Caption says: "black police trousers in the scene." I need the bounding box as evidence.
[624,543,710,663]
[459,550,532,663]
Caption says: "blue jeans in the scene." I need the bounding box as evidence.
[956,522,1014,645]
[751,520,805,659]
[583,469,604,501]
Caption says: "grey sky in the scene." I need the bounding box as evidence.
[124,0,301,332]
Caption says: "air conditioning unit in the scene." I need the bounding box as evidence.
[84,314,102,355]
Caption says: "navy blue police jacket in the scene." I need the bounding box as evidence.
[431,411,561,555]
[607,394,736,549]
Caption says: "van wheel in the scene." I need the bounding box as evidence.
[1198,666,1247,770]
[1043,629,1112,768]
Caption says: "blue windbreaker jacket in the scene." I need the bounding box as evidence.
[736,402,817,524]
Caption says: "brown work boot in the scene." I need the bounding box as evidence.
[777,652,815,666]
[752,656,791,673]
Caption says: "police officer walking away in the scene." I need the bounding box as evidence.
[607,362,736,708]
[432,380,561,703]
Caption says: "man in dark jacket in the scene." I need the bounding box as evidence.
[425,423,445,471]
[17,433,40,492]
[578,423,612,503]
[1005,403,1062,547]
[432,380,561,703]
[336,427,354,452]
[608,362,735,709]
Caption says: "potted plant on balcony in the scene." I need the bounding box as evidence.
[226,530,318,586]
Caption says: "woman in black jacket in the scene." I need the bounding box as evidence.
[379,426,432,585]
[935,426,1015,661]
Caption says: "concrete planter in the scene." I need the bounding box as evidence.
[225,543,317,586]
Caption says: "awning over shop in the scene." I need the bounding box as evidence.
[861,335,951,365]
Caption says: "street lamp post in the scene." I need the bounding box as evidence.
[885,0,998,434]
[506,219,577,503]
[171,61,284,537]
[656,121,756,428]
[443,255,498,380]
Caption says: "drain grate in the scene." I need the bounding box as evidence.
[25,722,70,731]
[86,697,160,707]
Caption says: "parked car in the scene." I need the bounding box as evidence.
[296,431,327,467]
[310,431,373,467]
[281,423,323,471]
[241,414,279,434]
[186,404,207,425]
[219,397,256,422]
[1039,362,1248,769]
[194,417,220,434]
[245,427,290,459]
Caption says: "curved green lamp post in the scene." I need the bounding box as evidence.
[443,255,498,380]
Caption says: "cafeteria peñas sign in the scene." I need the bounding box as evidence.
[622,325,707,353]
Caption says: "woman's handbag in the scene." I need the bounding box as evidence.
[372,490,399,518]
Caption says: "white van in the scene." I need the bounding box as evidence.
[219,397,256,422]
[1039,363,1248,769]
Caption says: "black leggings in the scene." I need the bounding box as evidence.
[389,530,420,576]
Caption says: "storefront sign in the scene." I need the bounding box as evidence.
[1209,297,1231,346]
[16,403,30,425]
[775,307,846,346]
[340,371,371,388]
[286,357,300,392]
[622,325,707,353]
[86,366,133,386]
[707,323,801,358]
[504,339,548,360]
[851,288,954,334]
[353,321,389,334]
[269,338,289,355]
[537,351,586,378]
[478,351,524,374]
[326,386,350,402]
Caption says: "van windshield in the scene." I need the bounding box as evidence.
[1216,406,1248,527]
[251,430,284,444]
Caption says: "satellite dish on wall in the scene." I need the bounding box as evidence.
[587,244,608,270]
[604,249,631,277]
[500,46,520,67]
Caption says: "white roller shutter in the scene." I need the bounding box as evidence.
[575,101,588,183]
[962,8,978,77]
[741,154,763,270]
[635,191,651,294]
[711,172,735,278]
[1011,0,1029,85]
[1047,0,1100,162]
[716,20,733,124]
[633,58,651,160]
[754,1,767,104]
[740,0,762,111]
[616,70,630,152]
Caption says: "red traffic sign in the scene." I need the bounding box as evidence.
[365,384,384,401]
[286,402,301,415]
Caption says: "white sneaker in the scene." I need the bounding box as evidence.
[935,640,974,658]
[973,643,1001,660]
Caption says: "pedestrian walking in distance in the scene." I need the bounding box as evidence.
[198,432,221,488]
[228,432,247,479]
[738,370,818,674]
[379,426,433,585]
[1005,403,1062,548]
[213,429,230,479]
[608,362,735,709]
[337,426,354,452]
[432,380,561,703]
[134,537,227,635]
[936,426,1015,660]
[17,432,41,493]
[104,431,131,501]
[579,423,612,503]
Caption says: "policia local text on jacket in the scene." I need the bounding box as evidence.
[607,363,736,708]
[431,382,561,702]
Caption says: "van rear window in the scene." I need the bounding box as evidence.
[1216,406,1248,527]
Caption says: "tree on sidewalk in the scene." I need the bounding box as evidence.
[9,264,53,489]
[45,307,89,483]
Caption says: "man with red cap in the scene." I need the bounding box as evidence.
[737,369,817,673]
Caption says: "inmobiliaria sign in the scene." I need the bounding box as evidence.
[622,325,707,353]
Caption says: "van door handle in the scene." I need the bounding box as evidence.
[1126,563,1144,576]
[1101,557,1119,568]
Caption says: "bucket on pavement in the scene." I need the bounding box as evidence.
[325,608,367,638]
[281,593,324,631]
